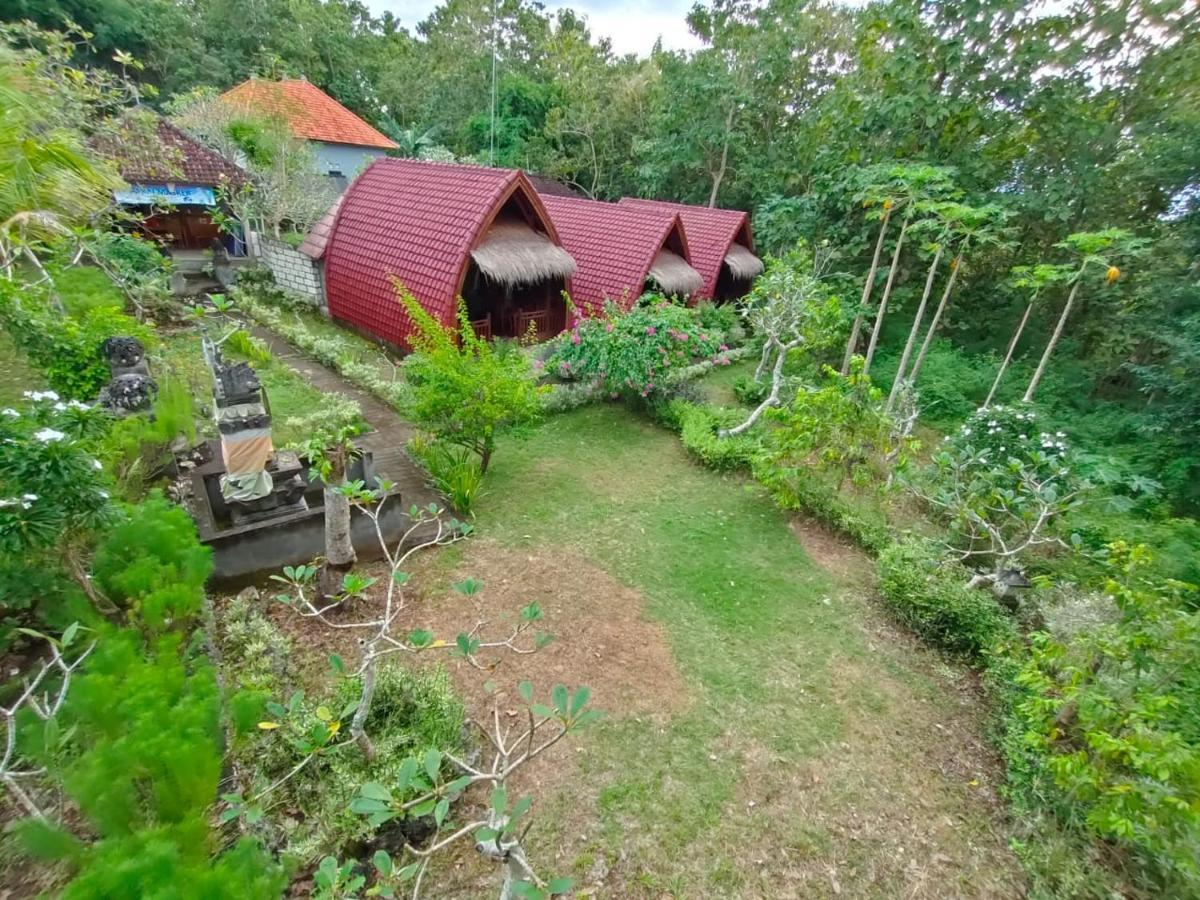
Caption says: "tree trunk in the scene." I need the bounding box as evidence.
[319,453,355,597]
[841,206,892,374]
[886,244,943,411]
[708,106,736,208]
[862,215,910,375]
[719,338,797,437]
[753,339,772,381]
[984,299,1035,408]
[907,246,964,387]
[350,656,378,759]
[1024,276,1083,403]
[479,436,494,474]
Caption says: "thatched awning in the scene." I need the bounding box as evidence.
[647,250,704,297]
[723,243,764,280]
[471,219,576,288]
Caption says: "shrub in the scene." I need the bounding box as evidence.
[732,373,769,406]
[677,403,759,471]
[1010,543,1200,895]
[91,493,212,631]
[400,292,542,473]
[694,300,740,344]
[0,279,153,400]
[99,375,197,500]
[409,436,486,515]
[552,296,729,397]
[754,462,892,553]
[877,539,1016,658]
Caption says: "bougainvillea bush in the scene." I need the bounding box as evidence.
[551,295,731,397]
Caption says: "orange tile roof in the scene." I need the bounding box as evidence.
[220,78,398,150]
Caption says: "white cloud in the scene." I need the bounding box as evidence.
[364,0,703,57]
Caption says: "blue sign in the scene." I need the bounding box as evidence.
[114,184,217,206]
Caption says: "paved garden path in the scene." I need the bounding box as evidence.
[249,325,442,512]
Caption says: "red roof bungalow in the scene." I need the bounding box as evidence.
[322,159,576,348]
[619,198,763,301]
[538,195,704,318]
[220,78,397,186]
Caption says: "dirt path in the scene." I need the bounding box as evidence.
[249,325,441,511]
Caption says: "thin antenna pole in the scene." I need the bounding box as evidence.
[489,0,498,166]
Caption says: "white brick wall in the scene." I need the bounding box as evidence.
[250,232,325,307]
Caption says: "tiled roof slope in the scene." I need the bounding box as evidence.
[619,198,754,299]
[538,195,691,316]
[298,194,343,260]
[322,159,564,348]
[104,117,246,187]
[221,78,398,150]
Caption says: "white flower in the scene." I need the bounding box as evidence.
[1019,434,1028,440]
[1,408,17,418]
[24,390,60,402]
[0,498,14,508]
[22,493,37,501]
[92,458,103,470]
[53,402,67,412]
[68,400,90,410]
[999,446,1006,452]
[98,490,110,499]
[1056,431,1065,438]
[33,428,66,443]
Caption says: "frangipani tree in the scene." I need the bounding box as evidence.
[1023,228,1148,402]
[720,243,841,437]
[841,163,958,375]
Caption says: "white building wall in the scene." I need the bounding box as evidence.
[310,142,387,178]
[250,232,325,307]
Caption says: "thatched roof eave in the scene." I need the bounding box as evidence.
[470,220,576,288]
[723,243,764,280]
[647,249,704,297]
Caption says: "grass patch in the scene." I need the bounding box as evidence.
[0,328,43,405]
[464,404,1022,897]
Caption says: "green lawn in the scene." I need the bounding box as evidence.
[155,327,363,446]
[455,404,1022,898]
[0,329,42,406]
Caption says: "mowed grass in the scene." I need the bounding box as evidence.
[468,404,1021,898]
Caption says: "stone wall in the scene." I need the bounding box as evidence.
[249,232,324,306]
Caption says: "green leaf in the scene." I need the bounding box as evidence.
[552,684,569,717]
[372,849,393,876]
[408,628,434,648]
[61,621,80,647]
[434,797,450,825]
[396,757,419,792]
[491,785,507,816]
[397,862,421,882]
[547,876,575,895]
[359,782,394,803]
[520,602,542,621]
[350,797,390,814]
[474,826,499,843]
[315,705,332,722]
[329,653,345,675]
[531,704,555,718]
[453,577,483,595]
[266,700,286,718]
[392,570,411,585]
[424,748,442,781]
[570,686,591,717]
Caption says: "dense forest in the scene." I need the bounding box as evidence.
[7,0,1199,519]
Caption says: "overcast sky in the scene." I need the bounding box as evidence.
[363,0,705,56]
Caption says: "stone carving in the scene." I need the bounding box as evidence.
[98,336,155,413]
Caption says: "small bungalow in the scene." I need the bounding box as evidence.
[618,198,763,301]
[538,195,704,317]
[220,78,398,188]
[321,158,576,348]
[101,116,247,256]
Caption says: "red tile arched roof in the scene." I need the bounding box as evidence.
[619,198,754,300]
[538,195,693,317]
[322,159,565,348]
[221,78,398,150]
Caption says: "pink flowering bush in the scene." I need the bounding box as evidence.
[551,295,726,397]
